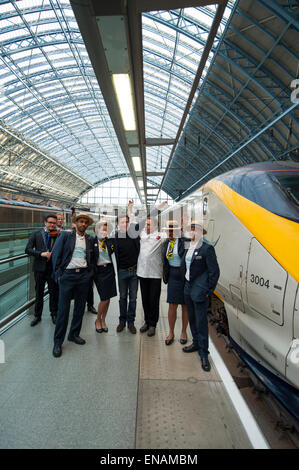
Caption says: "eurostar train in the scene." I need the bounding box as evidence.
[161,161,299,420]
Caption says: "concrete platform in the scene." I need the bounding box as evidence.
[0,284,264,449]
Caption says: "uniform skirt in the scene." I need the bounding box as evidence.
[166,266,185,305]
[94,263,117,301]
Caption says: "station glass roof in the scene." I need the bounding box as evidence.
[0,0,297,204]
[0,0,235,200]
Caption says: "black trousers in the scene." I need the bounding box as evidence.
[34,268,59,318]
[139,277,162,328]
[87,279,94,307]
[54,269,91,345]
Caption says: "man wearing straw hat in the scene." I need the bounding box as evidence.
[51,212,94,358]
[181,220,220,372]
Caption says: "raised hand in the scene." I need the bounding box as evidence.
[157,201,168,210]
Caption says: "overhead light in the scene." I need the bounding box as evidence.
[112,74,136,131]
[132,157,141,172]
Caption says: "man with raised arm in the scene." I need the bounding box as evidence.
[111,200,167,334]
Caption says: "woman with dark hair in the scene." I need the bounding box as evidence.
[93,220,117,333]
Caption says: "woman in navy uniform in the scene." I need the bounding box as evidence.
[181,221,220,372]
[162,220,189,346]
[93,220,117,333]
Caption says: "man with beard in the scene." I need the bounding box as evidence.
[25,214,59,326]
[51,213,94,358]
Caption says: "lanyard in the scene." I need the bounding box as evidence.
[99,238,107,252]
[167,238,176,259]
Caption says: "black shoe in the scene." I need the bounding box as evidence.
[147,327,156,337]
[88,306,97,314]
[128,324,137,334]
[201,356,211,372]
[182,344,199,353]
[165,336,174,346]
[140,323,149,333]
[180,337,188,345]
[53,344,62,358]
[51,314,57,325]
[31,317,41,327]
[95,321,103,333]
[68,335,86,345]
[116,323,125,333]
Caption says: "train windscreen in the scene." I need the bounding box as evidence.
[272,174,299,206]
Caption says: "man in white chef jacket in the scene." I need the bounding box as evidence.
[137,214,167,337]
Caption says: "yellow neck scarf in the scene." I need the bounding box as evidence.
[99,238,107,252]
[167,238,176,259]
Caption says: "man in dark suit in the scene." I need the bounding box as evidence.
[51,212,94,358]
[181,221,220,372]
[25,214,59,327]
[110,200,166,334]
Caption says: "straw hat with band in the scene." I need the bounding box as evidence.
[190,220,207,235]
[72,212,94,226]
[162,220,181,231]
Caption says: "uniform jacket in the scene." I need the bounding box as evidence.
[181,241,220,302]
[93,236,115,274]
[161,236,188,284]
[51,229,94,282]
[25,229,58,273]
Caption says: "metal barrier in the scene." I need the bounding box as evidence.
[0,251,48,332]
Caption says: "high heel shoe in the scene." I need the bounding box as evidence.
[95,321,103,333]
[102,327,108,333]
[180,337,187,345]
[165,336,174,346]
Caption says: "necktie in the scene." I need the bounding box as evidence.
[167,239,176,259]
[45,232,50,251]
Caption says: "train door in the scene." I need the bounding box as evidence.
[241,237,288,375]
[246,238,286,326]
[286,286,299,388]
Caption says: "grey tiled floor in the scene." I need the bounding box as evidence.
[1,284,253,449]
[0,290,141,449]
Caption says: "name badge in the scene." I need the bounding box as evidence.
[195,255,202,260]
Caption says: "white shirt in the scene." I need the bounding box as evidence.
[185,239,202,281]
[66,233,87,269]
[137,230,166,279]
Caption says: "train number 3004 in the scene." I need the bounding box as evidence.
[250,274,270,288]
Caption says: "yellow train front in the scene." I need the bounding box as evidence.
[167,161,299,421]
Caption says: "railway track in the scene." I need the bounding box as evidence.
[208,297,299,449]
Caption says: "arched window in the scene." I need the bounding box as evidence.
[79,177,173,206]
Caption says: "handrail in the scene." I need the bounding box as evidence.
[0,227,43,233]
[0,289,49,330]
[0,254,28,265]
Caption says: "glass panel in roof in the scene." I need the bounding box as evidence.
[142,3,234,182]
[0,0,128,187]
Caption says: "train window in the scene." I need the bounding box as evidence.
[203,197,208,215]
[271,174,299,205]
